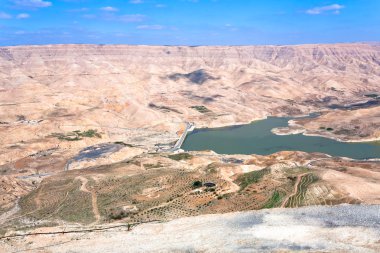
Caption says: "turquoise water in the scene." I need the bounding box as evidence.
[182,117,380,160]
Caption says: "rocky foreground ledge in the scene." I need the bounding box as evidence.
[1,204,379,253]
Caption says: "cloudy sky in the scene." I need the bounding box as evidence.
[0,0,379,46]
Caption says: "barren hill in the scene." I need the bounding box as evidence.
[1,44,380,249]
[1,43,380,164]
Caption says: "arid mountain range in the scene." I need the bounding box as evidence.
[0,43,379,252]
[1,43,380,163]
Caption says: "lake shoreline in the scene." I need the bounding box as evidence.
[183,116,380,160]
[272,125,380,143]
[288,116,380,143]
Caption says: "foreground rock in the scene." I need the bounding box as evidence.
[1,205,379,252]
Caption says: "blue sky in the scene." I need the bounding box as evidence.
[0,0,379,46]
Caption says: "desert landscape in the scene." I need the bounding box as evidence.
[0,43,380,252]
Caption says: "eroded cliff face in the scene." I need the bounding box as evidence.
[0,43,379,164]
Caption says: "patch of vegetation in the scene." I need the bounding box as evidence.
[16,115,26,121]
[205,163,218,173]
[284,167,309,177]
[192,180,202,188]
[168,153,193,161]
[55,182,95,224]
[148,103,182,114]
[190,105,212,114]
[0,167,9,175]
[114,141,133,147]
[126,159,141,166]
[286,173,319,208]
[364,93,379,98]
[76,129,101,138]
[326,127,334,131]
[205,187,215,192]
[107,208,129,220]
[334,129,354,135]
[19,178,95,224]
[144,163,164,169]
[0,228,7,237]
[262,190,285,209]
[50,129,101,141]
[235,168,270,191]
[319,126,326,130]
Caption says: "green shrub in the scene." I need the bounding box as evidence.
[78,129,101,138]
[364,94,378,98]
[192,180,202,188]
[235,168,270,191]
[114,141,133,147]
[168,153,193,161]
[108,209,128,220]
[262,190,283,209]
[144,163,163,169]
[190,105,211,113]
[50,129,101,141]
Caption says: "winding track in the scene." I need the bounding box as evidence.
[281,173,309,208]
[76,176,101,223]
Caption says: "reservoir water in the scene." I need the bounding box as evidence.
[182,117,380,160]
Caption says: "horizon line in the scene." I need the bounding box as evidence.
[1,41,379,48]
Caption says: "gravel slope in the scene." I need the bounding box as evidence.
[2,204,379,252]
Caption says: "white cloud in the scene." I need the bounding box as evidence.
[137,24,164,30]
[130,0,143,4]
[100,6,119,12]
[11,0,52,8]
[155,4,165,8]
[0,12,12,19]
[17,13,30,19]
[306,4,344,15]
